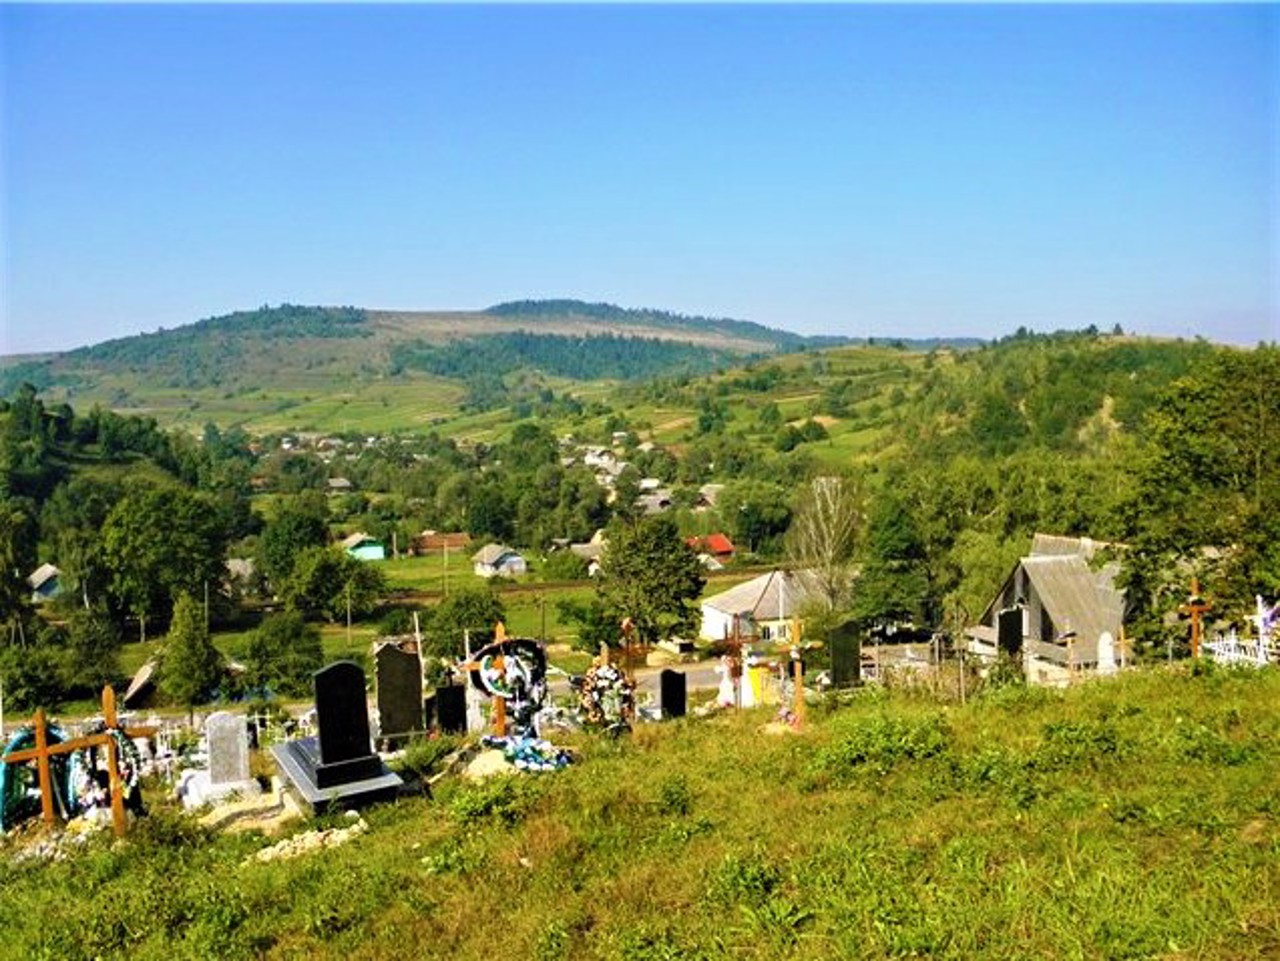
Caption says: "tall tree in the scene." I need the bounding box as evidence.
[158,594,224,715]
[102,486,228,638]
[787,475,863,610]
[595,517,705,646]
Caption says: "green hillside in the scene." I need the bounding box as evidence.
[2,668,1277,960]
[0,301,981,433]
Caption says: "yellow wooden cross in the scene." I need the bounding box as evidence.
[1,686,156,837]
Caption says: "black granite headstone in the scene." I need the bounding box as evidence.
[271,660,402,811]
[309,661,382,787]
[659,669,686,719]
[435,684,467,734]
[998,607,1023,656]
[376,644,423,745]
[829,620,861,688]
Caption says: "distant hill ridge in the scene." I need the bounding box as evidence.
[0,300,984,404]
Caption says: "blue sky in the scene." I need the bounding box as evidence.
[1,3,1275,354]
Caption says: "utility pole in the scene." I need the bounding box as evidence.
[346,581,352,648]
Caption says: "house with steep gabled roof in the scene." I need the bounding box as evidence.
[699,569,824,644]
[965,534,1127,686]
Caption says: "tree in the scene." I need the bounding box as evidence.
[283,547,387,623]
[259,502,330,589]
[62,604,122,693]
[158,594,224,714]
[424,585,506,660]
[719,480,792,555]
[787,475,862,610]
[243,611,323,697]
[595,517,705,646]
[855,493,931,627]
[102,486,228,638]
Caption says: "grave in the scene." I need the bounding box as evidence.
[435,685,468,734]
[375,642,424,747]
[829,620,861,688]
[659,669,686,719]
[271,661,402,814]
[177,711,261,810]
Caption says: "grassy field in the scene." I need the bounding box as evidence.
[3,666,1277,960]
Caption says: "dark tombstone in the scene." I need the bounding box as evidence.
[435,684,467,734]
[270,660,402,814]
[659,669,687,719]
[997,607,1023,656]
[829,620,861,688]
[375,644,423,747]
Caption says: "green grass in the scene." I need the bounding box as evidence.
[3,666,1277,960]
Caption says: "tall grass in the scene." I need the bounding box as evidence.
[1,666,1276,960]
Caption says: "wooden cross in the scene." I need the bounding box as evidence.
[1180,577,1213,659]
[1,686,156,838]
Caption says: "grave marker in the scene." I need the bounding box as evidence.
[375,642,424,746]
[659,669,686,719]
[271,661,402,814]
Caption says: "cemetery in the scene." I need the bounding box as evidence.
[0,608,1276,959]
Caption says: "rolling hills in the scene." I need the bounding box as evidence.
[0,301,982,433]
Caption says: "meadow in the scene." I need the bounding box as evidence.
[2,666,1276,960]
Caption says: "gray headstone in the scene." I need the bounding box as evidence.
[206,711,250,786]
[315,661,373,765]
[376,644,423,743]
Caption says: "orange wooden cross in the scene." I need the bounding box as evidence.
[1,686,156,837]
[1180,577,1213,659]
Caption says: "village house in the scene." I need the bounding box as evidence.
[686,533,736,564]
[327,477,354,493]
[340,532,387,561]
[411,530,471,554]
[694,483,725,512]
[699,569,824,643]
[964,534,1126,686]
[472,543,528,578]
[27,563,61,604]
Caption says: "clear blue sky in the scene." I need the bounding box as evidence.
[1,3,1275,354]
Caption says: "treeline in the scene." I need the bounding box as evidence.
[390,331,745,384]
[483,298,813,349]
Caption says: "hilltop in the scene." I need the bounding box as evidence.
[0,301,982,432]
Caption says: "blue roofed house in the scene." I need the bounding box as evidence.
[27,563,62,604]
[340,531,386,561]
[472,543,528,578]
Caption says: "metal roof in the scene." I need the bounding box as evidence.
[701,569,823,621]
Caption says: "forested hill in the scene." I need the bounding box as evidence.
[0,301,853,398]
